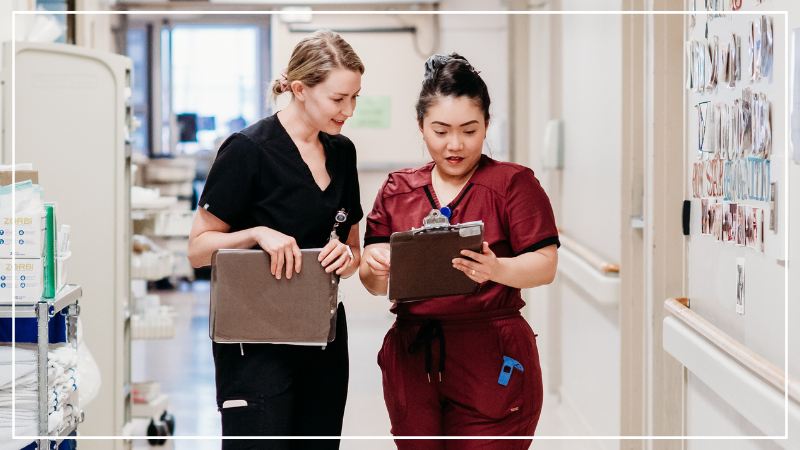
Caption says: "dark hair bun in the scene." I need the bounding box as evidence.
[423,53,475,81]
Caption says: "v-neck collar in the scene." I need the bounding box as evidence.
[425,157,484,209]
[274,113,334,193]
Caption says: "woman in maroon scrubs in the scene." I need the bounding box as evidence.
[359,54,559,448]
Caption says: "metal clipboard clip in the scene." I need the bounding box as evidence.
[422,209,449,228]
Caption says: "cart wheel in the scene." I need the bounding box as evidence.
[147,418,168,446]
[160,411,175,436]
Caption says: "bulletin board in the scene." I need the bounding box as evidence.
[685,0,786,370]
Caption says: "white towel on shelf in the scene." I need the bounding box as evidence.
[0,347,37,389]
[0,408,36,450]
[0,346,77,389]
[0,405,68,450]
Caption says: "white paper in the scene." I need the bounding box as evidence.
[736,257,745,315]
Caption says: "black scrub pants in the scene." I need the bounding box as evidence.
[213,302,349,450]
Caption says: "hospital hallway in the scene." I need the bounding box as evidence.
[132,281,607,450]
[3,1,797,449]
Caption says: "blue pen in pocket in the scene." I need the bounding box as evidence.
[498,356,523,386]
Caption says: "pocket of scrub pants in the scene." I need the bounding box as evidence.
[378,326,408,423]
[467,325,530,421]
[218,397,277,437]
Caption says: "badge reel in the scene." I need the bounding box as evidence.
[329,209,349,305]
[329,209,348,241]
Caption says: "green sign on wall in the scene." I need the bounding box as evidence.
[349,95,391,129]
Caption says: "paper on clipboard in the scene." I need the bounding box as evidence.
[209,249,338,345]
[388,220,484,303]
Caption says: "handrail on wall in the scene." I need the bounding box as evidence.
[558,231,620,273]
[665,298,800,403]
[556,231,620,305]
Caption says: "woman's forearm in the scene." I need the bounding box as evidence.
[359,266,388,296]
[493,246,558,289]
[339,245,361,279]
[187,228,258,268]
[359,244,390,296]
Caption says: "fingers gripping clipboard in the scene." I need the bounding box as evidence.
[388,209,484,303]
[209,249,338,344]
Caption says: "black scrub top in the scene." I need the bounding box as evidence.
[198,113,363,253]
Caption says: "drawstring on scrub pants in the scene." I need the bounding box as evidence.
[408,319,446,382]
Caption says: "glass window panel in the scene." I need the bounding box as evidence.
[170,25,261,155]
[126,28,148,156]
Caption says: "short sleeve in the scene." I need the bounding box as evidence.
[506,168,560,255]
[343,140,364,227]
[198,133,259,226]
[364,177,392,247]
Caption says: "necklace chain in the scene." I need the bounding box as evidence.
[432,165,469,208]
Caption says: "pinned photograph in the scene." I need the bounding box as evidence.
[728,203,738,242]
[713,202,723,241]
[707,198,716,236]
[722,201,731,241]
[737,204,746,245]
[701,199,709,234]
[736,257,745,315]
[752,207,763,252]
[745,206,754,248]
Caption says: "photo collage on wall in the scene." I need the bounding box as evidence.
[686,3,779,315]
[688,11,774,256]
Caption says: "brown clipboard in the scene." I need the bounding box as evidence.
[209,249,338,344]
[388,220,484,303]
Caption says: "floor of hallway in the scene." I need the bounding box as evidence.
[130,282,611,450]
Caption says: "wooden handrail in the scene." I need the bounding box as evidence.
[558,232,620,273]
[665,298,800,404]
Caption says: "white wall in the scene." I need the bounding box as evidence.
[553,1,623,442]
[785,0,800,411]
[683,0,796,447]
[686,373,784,448]
[439,0,510,160]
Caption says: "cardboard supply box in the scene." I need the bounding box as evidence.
[0,170,38,186]
[0,212,46,259]
[0,258,44,303]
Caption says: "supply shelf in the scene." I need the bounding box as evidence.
[0,284,84,449]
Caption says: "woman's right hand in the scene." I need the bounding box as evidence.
[251,226,303,279]
[363,246,391,280]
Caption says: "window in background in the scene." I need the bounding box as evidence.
[126,27,148,157]
[169,25,262,155]
[34,0,67,44]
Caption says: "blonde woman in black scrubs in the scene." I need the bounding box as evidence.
[188,30,364,450]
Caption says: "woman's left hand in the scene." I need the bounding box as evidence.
[319,239,354,275]
[453,241,503,284]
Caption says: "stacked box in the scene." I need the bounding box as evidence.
[0,210,46,303]
[0,258,43,303]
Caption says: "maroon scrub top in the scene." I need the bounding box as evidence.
[364,155,560,316]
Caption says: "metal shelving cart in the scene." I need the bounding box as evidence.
[0,284,84,449]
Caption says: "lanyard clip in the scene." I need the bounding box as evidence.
[329,208,348,241]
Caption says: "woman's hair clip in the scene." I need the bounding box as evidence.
[423,54,479,81]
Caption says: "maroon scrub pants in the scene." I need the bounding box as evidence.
[377,308,543,450]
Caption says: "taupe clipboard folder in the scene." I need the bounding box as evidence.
[388,219,484,303]
[210,249,338,344]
